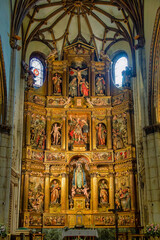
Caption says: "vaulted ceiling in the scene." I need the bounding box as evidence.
[10,0,144,61]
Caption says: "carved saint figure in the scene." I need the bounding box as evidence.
[52,73,62,94]
[69,77,77,97]
[51,123,62,145]
[50,180,60,204]
[99,180,108,204]
[95,73,105,95]
[72,162,87,193]
[79,78,89,97]
[70,67,88,96]
[96,123,107,146]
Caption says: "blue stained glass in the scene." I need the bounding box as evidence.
[30,57,44,87]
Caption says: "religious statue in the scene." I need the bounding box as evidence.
[22,60,36,88]
[70,67,88,96]
[95,73,105,95]
[119,187,131,211]
[69,77,77,97]
[96,123,107,146]
[72,162,88,197]
[51,123,62,145]
[50,180,61,204]
[99,180,108,204]
[79,77,89,97]
[52,73,62,95]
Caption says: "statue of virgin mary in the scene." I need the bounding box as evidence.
[72,162,86,189]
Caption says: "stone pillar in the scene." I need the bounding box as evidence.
[91,62,95,96]
[23,171,29,212]
[48,64,53,96]
[61,173,67,212]
[106,111,112,149]
[127,110,132,145]
[44,170,50,213]
[26,111,31,146]
[109,173,115,209]
[62,63,67,96]
[130,170,136,211]
[46,112,51,150]
[92,173,98,212]
[62,117,66,150]
[105,61,111,96]
[92,116,96,150]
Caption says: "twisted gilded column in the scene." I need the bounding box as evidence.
[92,173,98,212]
[109,173,115,209]
[61,173,67,212]
[127,109,132,145]
[23,171,29,212]
[106,110,112,149]
[62,117,66,150]
[130,170,136,211]
[44,165,50,212]
[92,116,96,150]
[26,111,31,146]
[46,111,51,150]
[91,62,95,96]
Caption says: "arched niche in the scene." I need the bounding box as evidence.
[50,179,61,206]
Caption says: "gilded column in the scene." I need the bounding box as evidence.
[109,173,115,209]
[91,62,95,96]
[20,172,25,213]
[92,116,96,150]
[127,110,132,145]
[130,170,136,211]
[48,64,53,96]
[61,173,67,212]
[26,111,31,146]
[105,61,111,96]
[44,165,50,212]
[92,173,98,212]
[62,62,67,96]
[23,171,29,212]
[106,110,112,149]
[46,111,51,150]
[62,117,66,150]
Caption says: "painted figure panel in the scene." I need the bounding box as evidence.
[112,113,128,150]
[30,114,46,150]
[28,176,44,213]
[44,215,65,226]
[68,114,89,151]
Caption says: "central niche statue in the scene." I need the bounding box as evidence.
[70,159,89,200]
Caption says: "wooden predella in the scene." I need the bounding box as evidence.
[20,41,137,229]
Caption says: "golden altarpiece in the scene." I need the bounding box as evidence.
[20,42,137,230]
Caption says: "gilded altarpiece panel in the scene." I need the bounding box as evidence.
[21,41,137,229]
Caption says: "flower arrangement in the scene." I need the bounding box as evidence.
[145,223,160,237]
[0,224,7,238]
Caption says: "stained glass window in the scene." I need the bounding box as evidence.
[30,57,44,87]
[113,53,128,87]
